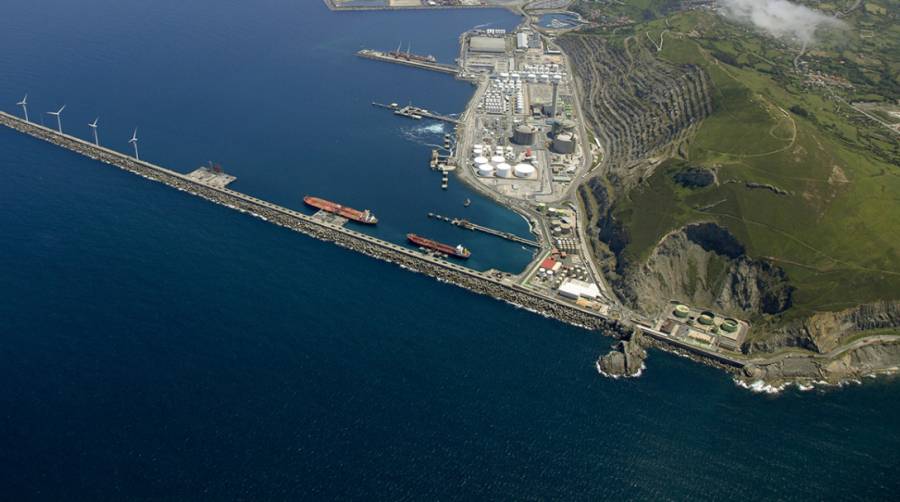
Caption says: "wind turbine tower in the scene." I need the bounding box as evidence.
[129,128,139,160]
[17,94,29,122]
[47,105,66,133]
[88,117,100,145]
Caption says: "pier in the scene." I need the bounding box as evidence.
[0,110,616,333]
[357,49,460,75]
[428,213,541,248]
[372,102,460,124]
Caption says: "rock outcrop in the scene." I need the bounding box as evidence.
[749,301,900,355]
[597,330,647,378]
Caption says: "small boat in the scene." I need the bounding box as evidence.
[463,198,471,207]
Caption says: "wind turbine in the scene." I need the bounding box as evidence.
[128,128,139,160]
[16,94,29,122]
[47,105,65,133]
[88,117,99,145]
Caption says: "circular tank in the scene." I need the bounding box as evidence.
[552,133,576,154]
[514,163,536,178]
[477,163,495,177]
[491,155,506,164]
[721,320,739,333]
[698,314,715,326]
[673,305,690,318]
[512,125,535,145]
[495,162,512,177]
[473,156,489,165]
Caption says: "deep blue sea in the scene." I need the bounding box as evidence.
[2,1,899,499]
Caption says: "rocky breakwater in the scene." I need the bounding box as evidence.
[0,111,628,337]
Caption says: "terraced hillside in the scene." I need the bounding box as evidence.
[560,34,713,186]
[564,3,900,353]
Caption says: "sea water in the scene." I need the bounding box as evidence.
[1,1,899,499]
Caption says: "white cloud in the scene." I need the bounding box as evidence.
[719,0,846,45]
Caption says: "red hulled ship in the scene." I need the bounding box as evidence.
[407,233,471,259]
[304,196,378,225]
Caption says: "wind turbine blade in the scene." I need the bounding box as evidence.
[58,105,66,114]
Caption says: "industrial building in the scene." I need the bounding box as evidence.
[558,278,601,300]
[469,36,507,53]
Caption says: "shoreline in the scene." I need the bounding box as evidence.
[5,5,897,390]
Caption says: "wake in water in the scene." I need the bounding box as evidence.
[401,122,452,149]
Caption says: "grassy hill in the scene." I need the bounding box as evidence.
[571,4,900,322]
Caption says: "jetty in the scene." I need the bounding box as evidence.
[0,110,617,333]
[357,49,459,75]
[372,102,460,124]
[428,213,541,248]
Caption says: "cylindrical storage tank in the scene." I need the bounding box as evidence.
[552,133,576,154]
[495,162,512,178]
[673,305,690,318]
[514,163,535,178]
[527,73,537,82]
[490,154,506,165]
[721,320,739,333]
[512,125,535,145]
[477,163,495,177]
[473,155,489,165]
[698,314,715,326]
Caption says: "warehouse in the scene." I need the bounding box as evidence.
[469,36,507,53]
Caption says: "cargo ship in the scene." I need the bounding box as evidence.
[304,196,378,225]
[407,233,471,259]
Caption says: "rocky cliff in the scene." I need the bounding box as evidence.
[618,223,793,321]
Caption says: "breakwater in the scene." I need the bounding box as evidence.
[0,111,623,335]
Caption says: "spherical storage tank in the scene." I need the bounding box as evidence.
[495,162,512,178]
[474,156,489,165]
[477,163,495,177]
[491,154,506,164]
[514,163,535,178]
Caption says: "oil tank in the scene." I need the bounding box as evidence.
[495,162,512,178]
[473,155,489,165]
[514,163,536,178]
[490,154,506,164]
[673,305,690,318]
[512,125,535,145]
[477,163,495,177]
[551,133,576,154]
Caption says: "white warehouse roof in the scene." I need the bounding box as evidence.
[558,279,600,300]
[470,36,507,53]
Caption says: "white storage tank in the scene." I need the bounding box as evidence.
[490,154,506,164]
[477,163,495,177]
[514,163,536,178]
[474,155,489,165]
[495,162,512,178]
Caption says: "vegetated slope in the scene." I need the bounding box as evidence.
[566,8,900,352]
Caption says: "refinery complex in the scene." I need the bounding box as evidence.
[356,12,753,361]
